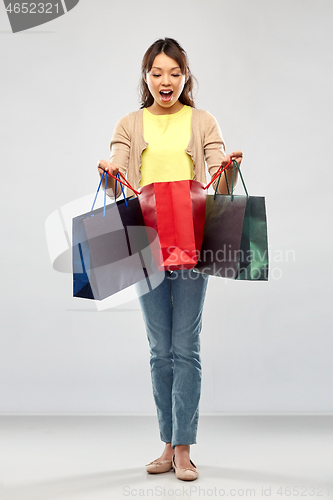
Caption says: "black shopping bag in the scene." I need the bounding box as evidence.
[72,174,160,300]
[195,161,269,281]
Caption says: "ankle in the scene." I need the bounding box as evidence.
[159,443,173,460]
[174,444,190,456]
[175,444,190,451]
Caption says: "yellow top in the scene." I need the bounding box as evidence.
[140,105,194,187]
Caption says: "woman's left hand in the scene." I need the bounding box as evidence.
[222,150,243,169]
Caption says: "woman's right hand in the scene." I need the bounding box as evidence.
[97,160,119,178]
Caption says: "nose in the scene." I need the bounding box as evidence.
[161,73,171,86]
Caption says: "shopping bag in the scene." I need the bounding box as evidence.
[138,180,207,270]
[72,173,160,300]
[195,161,269,280]
[102,172,208,271]
[237,196,269,280]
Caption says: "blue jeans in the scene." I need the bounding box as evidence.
[137,269,209,448]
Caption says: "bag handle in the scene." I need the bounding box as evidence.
[101,169,141,196]
[102,163,233,194]
[214,159,248,201]
[100,162,247,200]
[114,173,128,208]
[204,159,233,190]
[90,172,129,218]
[91,171,107,213]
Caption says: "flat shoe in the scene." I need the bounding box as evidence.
[145,458,173,474]
[172,455,199,481]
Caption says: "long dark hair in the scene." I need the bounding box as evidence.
[139,38,197,109]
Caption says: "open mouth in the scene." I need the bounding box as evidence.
[159,90,173,102]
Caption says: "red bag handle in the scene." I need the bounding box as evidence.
[203,159,233,190]
[102,158,232,195]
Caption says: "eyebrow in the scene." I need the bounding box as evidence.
[151,66,181,71]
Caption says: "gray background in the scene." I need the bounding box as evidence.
[1,0,332,414]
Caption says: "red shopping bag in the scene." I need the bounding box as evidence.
[139,180,206,270]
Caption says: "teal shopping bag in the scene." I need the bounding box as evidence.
[237,195,268,280]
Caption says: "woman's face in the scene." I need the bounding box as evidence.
[145,52,186,114]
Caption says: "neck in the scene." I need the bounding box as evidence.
[148,101,184,115]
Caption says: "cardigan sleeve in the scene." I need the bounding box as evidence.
[203,111,226,190]
[109,114,131,179]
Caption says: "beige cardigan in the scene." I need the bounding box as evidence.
[109,107,226,197]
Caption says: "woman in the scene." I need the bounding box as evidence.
[98,38,242,481]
